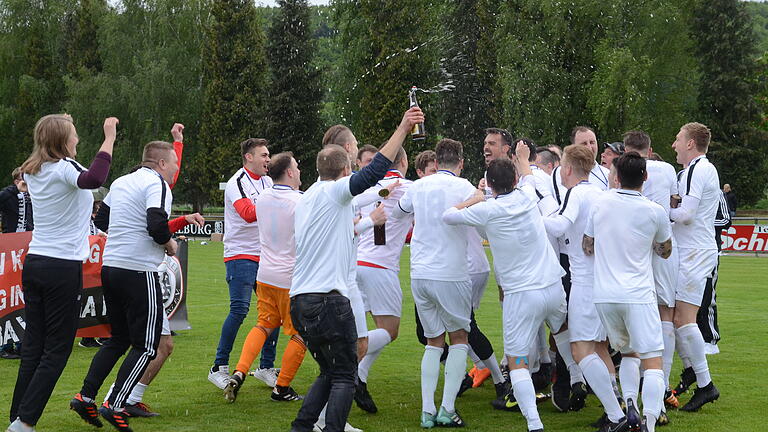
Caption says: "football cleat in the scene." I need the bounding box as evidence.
[664,389,679,409]
[625,399,641,432]
[470,366,491,388]
[680,382,719,412]
[552,382,570,412]
[570,382,588,411]
[656,410,670,427]
[673,367,696,396]
[271,385,303,402]
[596,416,628,432]
[420,411,436,429]
[124,402,159,418]
[98,403,132,432]
[435,406,465,427]
[70,393,103,427]
[223,372,244,403]
[353,379,378,413]
[457,373,474,397]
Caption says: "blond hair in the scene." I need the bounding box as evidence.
[20,114,75,175]
[681,122,711,152]
[563,144,595,177]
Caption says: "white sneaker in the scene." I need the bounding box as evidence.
[7,419,35,432]
[344,422,363,432]
[312,420,362,432]
[208,365,230,390]
[249,367,279,387]
[704,343,720,355]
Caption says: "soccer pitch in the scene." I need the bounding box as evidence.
[1,242,766,431]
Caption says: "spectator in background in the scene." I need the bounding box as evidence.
[723,184,736,219]
[600,142,625,168]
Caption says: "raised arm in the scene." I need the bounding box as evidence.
[76,117,119,189]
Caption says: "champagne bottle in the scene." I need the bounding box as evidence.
[374,201,386,245]
[409,86,426,141]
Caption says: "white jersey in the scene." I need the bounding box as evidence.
[223,167,273,259]
[530,165,559,216]
[256,185,302,289]
[552,163,610,203]
[586,190,672,304]
[102,167,173,272]
[443,185,564,294]
[292,176,356,297]
[643,160,678,215]
[356,171,414,271]
[26,158,94,261]
[395,170,476,281]
[554,181,603,286]
[673,155,720,250]
[467,228,491,274]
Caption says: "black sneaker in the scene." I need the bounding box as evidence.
[569,382,588,411]
[673,367,696,396]
[680,381,719,412]
[656,410,670,427]
[98,403,132,431]
[494,380,511,399]
[552,381,570,412]
[625,399,641,432]
[223,372,244,403]
[0,346,21,359]
[457,373,474,397]
[354,379,378,413]
[596,416,628,432]
[491,388,519,412]
[124,402,159,417]
[591,413,609,429]
[70,393,103,427]
[79,338,102,348]
[532,362,553,392]
[271,385,303,402]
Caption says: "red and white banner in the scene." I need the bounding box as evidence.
[721,225,768,252]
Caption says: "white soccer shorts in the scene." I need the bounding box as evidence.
[347,282,368,338]
[595,303,664,355]
[411,278,472,339]
[675,248,718,307]
[653,240,679,307]
[568,283,607,342]
[503,281,567,358]
[469,271,490,310]
[356,265,402,317]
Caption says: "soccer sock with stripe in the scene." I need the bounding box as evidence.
[358,329,392,383]
[661,321,676,387]
[619,356,641,403]
[235,326,269,375]
[421,345,443,415]
[441,344,469,413]
[642,369,665,432]
[510,368,544,430]
[579,353,624,423]
[553,331,585,385]
[276,335,307,387]
[677,323,711,387]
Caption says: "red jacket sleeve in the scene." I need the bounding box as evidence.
[233,197,257,223]
[169,141,184,189]
[168,216,189,233]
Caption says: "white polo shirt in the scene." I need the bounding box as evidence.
[673,155,720,250]
[256,185,302,289]
[395,170,476,282]
[586,190,672,303]
[26,158,94,261]
[102,167,173,272]
[553,181,603,286]
[443,185,564,294]
[223,168,273,260]
[292,176,356,297]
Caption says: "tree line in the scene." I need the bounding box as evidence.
[0,0,765,209]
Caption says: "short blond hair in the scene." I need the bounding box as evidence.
[317,144,350,180]
[681,122,711,152]
[562,144,595,177]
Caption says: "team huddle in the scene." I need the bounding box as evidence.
[6,107,725,432]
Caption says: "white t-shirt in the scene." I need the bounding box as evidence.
[292,176,356,297]
[395,170,476,281]
[673,156,720,250]
[26,158,94,261]
[586,189,672,303]
[553,181,603,286]
[443,185,564,294]
[102,167,173,271]
[223,168,273,259]
[467,228,491,274]
[256,185,302,289]
[356,171,414,271]
[643,160,678,215]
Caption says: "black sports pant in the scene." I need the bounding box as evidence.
[697,259,720,345]
[80,266,163,409]
[10,255,82,425]
[553,253,572,392]
[415,307,494,363]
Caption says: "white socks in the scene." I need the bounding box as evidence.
[468,348,485,369]
[642,369,665,432]
[677,323,711,387]
[358,329,392,383]
[661,321,675,387]
[553,331,585,385]
[126,382,147,405]
[482,355,505,385]
[510,368,544,431]
[619,356,641,403]
[579,353,624,423]
[441,344,468,413]
[421,345,443,415]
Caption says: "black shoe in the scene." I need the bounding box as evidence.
[271,385,303,402]
[70,393,103,427]
[223,372,244,403]
[99,403,132,431]
[457,373,473,397]
[0,348,20,359]
[124,402,159,418]
[552,381,570,412]
[656,410,670,427]
[354,379,378,413]
[625,399,641,432]
[673,367,696,396]
[494,380,511,399]
[569,382,588,411]
[79,338,102,348]
[490,386,519,412]
[591,413,609,429]
[596,416,628,432]
[532,363,553,392]
[680,381,719,412]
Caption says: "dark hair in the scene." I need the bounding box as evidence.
[322,125,354,147]
[11,167,22,181]
[486,158,517,195]
[570,126,595,144]
[268,151,294,181]
[546,144,563,158]
[484,128,514,148]
[415,150,436,172]
[435,138,463,167]
[240,138,269,157]
[511,137,537,162]
[536,148,559,166]
[623,130,651,152]
[317,145,349,179]
[612,151,646,189]
[356,144,377,162]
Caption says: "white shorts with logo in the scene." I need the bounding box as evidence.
[595,303,664,355]
[357,265,402,317]
[653,243,679,307]
[568,283,606,342]
[675,248,718,307]
[470,271,490,310]
[412,278,472,338]
[503,281,567,358]
[348,282,368,338]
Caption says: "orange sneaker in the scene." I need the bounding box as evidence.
[471,366,491,388]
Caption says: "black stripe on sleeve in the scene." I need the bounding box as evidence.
[558,188,573,215]
[158,175,167,208]
[397,201,411,214]
[535,189,544,200]
[65,158,85,173]
[552,166,561,204]
[236,172,248,199]
[685,160,699,196]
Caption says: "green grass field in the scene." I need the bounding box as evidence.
[1,242,767,431]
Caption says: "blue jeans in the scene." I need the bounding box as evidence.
[214,259,279,367]
[290,292,358,432]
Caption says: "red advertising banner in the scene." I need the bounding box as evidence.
[721,225,768,252]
